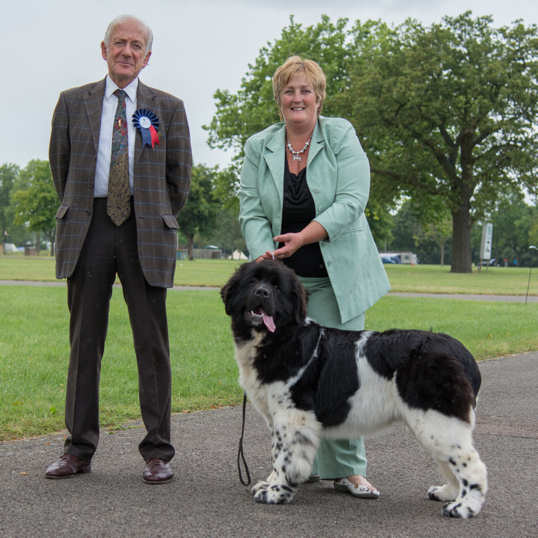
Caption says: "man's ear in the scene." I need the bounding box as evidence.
[142,51,152,69]
[101,41,108,61]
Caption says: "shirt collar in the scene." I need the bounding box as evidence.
[105,75,138,102]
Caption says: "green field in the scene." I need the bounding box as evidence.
[0,256,536,295]
[0,257,536,440]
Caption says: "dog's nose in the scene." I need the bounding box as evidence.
[255,284,271,298]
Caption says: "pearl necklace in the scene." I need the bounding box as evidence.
[287,137,311,161]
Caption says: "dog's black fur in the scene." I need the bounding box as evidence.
[221,260,487,518]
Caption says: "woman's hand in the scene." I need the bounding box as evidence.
[271,232,305,259]
[255,222,328,262]
[255,252,274,263]
[273,221,328,260]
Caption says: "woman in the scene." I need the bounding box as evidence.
[238,56,390,498]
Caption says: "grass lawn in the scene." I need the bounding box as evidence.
[1,284,536,441]
[0,256,536,295]
[385,263,538,296]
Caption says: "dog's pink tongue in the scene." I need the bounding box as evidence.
[263,313,276,333]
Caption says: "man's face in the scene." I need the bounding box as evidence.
[101,19,151,88]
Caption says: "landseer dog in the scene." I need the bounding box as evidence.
[221,260,488,519]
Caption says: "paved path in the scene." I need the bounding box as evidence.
[1,352,537,537]
[1,279,537,302]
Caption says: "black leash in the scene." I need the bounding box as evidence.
[237,393,252,486]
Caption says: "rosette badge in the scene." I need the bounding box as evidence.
[133,109,160,148]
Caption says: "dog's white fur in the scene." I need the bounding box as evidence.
[223,261,487,518]
[234,328,487,518]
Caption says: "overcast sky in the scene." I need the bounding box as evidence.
[2,0,536,171]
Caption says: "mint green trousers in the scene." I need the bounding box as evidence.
[300,276,367,479]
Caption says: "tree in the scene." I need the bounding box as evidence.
[388,198,450,264]
[205,16,396,247]
[0,163,19,252]
[485,193,537,266]
[177,164,219,260]
[206,13,537,273]
[10,160,57,255]
[206,16,355,161]
[352,12,537,272]
[419,215,452,266]
[199,206,246,256]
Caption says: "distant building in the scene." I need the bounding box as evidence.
[379,252,418,265]
[230,249,248,260]
[177,247,222,259]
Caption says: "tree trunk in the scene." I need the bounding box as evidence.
[439,241,445,265]
[187,235,194,261]
[451,205,473,273]
[35,231,41,256]
[50,240,55,257]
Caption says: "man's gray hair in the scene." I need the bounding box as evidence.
[104,15,153,53]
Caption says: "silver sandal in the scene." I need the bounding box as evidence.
[334,477,380,499]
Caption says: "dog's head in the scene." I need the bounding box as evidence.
[221,260,307,334]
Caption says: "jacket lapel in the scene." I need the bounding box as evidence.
[307,120,325,166]
[135,81,156,160]
[84,79,106,153]
[263,123,286,205]
[263,120,325,207]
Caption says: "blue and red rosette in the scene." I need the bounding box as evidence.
[132,109,160,148]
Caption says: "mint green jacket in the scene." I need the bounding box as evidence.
[239,116,390,323]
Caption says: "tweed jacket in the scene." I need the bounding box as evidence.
[239,116,390,323]
[49,78,192,287]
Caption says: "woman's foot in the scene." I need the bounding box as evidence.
[334,475,380,499]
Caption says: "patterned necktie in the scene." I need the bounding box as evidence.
[107,89,131,226]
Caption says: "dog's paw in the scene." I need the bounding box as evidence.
[428,484,457,502]
[252,480,295,504]
[442,501,476,519]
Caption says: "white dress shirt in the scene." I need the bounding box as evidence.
[94,76,138,197]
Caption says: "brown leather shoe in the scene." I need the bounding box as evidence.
[45,454,91,479]
[143,458,173,484]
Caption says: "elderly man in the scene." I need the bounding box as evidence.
[46,15,192,483]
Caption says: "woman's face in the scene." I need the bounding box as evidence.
[280,72,320,131]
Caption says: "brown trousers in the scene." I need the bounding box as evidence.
[64,198,174,462]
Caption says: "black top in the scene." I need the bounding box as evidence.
[280,157,328,277]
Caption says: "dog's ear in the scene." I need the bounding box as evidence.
[292,272,307,325]
[220,277,238,316]
[221,262,249,316]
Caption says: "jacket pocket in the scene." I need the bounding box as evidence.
[162,214,179,229]
[56,205,69,219]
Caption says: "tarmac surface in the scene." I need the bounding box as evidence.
[1,351,537,537]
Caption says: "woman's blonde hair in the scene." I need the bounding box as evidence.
[272,56,326,117]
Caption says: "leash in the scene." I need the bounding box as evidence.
[237,393,252,486]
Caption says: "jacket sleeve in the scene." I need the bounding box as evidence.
[314,122,370,241]
[49,93,70,201]
[166,99,192,215]
[238,138,277,260]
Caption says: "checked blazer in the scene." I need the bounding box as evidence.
[49,78,192,288]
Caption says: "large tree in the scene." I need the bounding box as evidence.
[205,16,397,247]
[351,12,537,272]
[206,13,537,272]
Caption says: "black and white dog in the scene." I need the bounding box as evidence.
[221,260,487,518]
